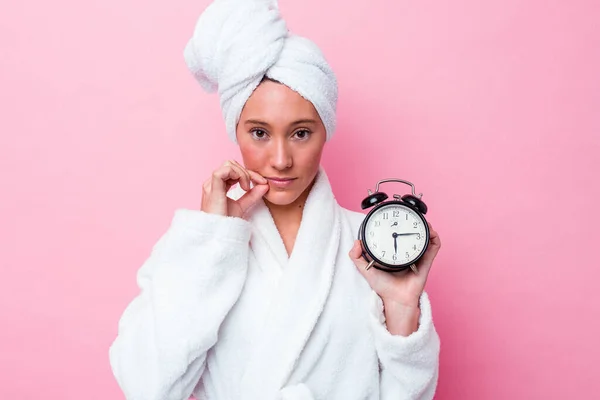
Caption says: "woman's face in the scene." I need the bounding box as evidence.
[236,79,326,207]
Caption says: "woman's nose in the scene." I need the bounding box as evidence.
[270,138,292,170]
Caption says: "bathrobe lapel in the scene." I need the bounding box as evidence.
[240,167,341,399]
[246,199,289,279]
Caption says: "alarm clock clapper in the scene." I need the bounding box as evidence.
[358,179,430,274]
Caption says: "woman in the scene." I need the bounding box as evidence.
[108,0,442,399]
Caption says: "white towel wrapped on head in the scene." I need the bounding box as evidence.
[183,0,338,143]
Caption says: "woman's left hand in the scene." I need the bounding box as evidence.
[349,221,441,308]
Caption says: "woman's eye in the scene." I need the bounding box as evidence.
[251,129,267,139]
[294,129,310,139]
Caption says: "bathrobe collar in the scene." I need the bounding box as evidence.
[240,166,342,398]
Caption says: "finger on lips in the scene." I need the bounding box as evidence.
[227,160,268,189]
[248,169,268,185]
[203,161,270,217]
[233,162,267,186]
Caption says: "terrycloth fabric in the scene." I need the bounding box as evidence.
[108,167,440,400]
[183,0,338,143]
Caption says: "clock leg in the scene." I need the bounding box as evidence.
[365,260,375,271]
[410,263,418,274]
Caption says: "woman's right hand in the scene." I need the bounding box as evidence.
[201,160,270,218]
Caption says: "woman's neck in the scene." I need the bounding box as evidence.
[264,179,315,256]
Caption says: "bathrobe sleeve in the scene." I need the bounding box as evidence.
[108,208,252,400]
[369,290,441,400]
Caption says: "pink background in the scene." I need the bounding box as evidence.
[1,0,599,398]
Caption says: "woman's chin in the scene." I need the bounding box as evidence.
[263,190,300,207]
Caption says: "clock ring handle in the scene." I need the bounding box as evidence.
[371,178,423,199]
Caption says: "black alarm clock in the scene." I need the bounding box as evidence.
[358,178,430,273]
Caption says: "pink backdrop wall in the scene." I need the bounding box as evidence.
[1,0,599,398]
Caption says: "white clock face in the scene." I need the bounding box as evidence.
[363,204,427,266]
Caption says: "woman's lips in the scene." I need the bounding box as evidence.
[266,177,297,188]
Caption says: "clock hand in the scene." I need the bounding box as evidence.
[394,232,420,236]
[392,232,398,254]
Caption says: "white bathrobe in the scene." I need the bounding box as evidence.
[108,167,440,400]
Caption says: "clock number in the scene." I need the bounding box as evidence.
[413,244,417,250]
[392,254,397,261]
[369,231,374,237]
[405,252,410,258]
[381,251,386,257]
[413,221,418,228]
[383,213,389,220]
[406,214,408,220]
[373,242,377,249]
[416,233,421,240]
[393,210,400,217]
[374,221,381,227]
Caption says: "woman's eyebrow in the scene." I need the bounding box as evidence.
[290,118,318,126]
[244,119,271,127]
[244,118,318,127]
